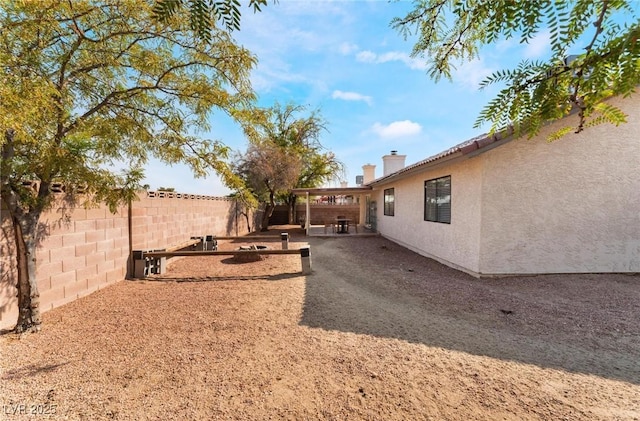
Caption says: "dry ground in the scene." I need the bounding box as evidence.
[1,227,639,420]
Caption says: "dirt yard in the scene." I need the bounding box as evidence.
[1,227,639,420]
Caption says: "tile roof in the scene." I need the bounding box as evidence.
[368,127,515,186]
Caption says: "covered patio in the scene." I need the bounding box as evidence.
[290,186,377,237]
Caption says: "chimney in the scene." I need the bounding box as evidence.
[382,150,406,176]
[340,180,348,188]
[362,164,376,184]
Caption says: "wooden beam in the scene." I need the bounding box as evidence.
[143,249,303,258]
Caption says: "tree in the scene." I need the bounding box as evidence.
[233,141,302,231]
[0,0,256,332]
[153,0,270,41]
[393,0,640,139]
[241,103,343,225]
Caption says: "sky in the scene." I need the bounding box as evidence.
[141,1,567,195]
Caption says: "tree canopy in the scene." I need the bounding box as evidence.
[235,103,343,229]
[0,0,257,332]
[393,0,640,139]
[153,0,270,41]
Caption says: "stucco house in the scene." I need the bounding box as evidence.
[292,94,639,276]
[361,94,639,277]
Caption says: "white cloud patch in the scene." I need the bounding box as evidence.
[338,42,359,55]
[356,50,427,71]
[452,58,494,90]
[356,50,377,62]
[371,120,422,138]
[523,29,551,59]
[332,90,373,106]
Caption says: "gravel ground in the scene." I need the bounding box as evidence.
[1,226,639,420]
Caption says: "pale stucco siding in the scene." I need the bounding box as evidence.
[374,157,484,275]
[478,95,640,274]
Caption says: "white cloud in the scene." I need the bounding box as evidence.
[371,120,422,138]
[332,90,373,106]
[356,50,377,63]
[338,42,359,55]
[523,29,551,59]
[452,58,494,90]
[356,50,427,71]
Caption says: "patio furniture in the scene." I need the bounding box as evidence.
[336,216,350,234]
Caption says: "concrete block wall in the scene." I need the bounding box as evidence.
[1,202,128,329]
[132,191,248,251]
[0,191,253,330]
[296,204,360,225]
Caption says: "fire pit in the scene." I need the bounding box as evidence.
[233,245,268,262]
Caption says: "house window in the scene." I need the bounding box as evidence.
[383,188,395,216]
[424,176,451,223]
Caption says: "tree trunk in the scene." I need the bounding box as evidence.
[260,191,276,231]
[12,212,42,333]
[2,129,42,333]
[286,193,296,224]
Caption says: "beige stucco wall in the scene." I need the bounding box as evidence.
[371,94,639,276]
[478,94,640,274]
[374,157,484,275]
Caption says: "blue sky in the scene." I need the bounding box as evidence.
[142,1,565,195]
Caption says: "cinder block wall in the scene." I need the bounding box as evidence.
[1,201,128,329]
[0,191,254,330]
[132,192,249,251]
[295,204,360,225]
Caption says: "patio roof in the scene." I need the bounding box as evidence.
[290,186,372,196]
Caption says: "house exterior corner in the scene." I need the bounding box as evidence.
[369,94,640,276]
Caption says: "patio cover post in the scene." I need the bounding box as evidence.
[305,191,310,235]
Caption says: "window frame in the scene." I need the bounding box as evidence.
[424,175,451,224]
[383,188,395,216]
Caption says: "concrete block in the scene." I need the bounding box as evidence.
[96,239,115,252]
[36,261,63,284]
[112,237,128,249]
[64,279,88,299]
[50,270,77,289]
[76,265,98,282]
[106,248,125,262]
[85,207,107,220]
[62,232,86,247]
[62,255,86,273]
[131,207,146,217]
[74,219,97,232]
[49,294,76,310]
[113,217,129,228]
[49,246,76,263]
[41,234,63,250]
[75,242,97,257]
[105,227,122,239]
[85,230,106,243]
[132,217,150,227]
[133,251,148,278]
[95,219,114,230]
[87,273,107,290]
[106,267,125,283]
[39,285,65,308]
[85,251,106,267]
[300,247,312,274]
[97,260,115,275]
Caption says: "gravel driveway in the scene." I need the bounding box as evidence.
[1,227,639,420]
